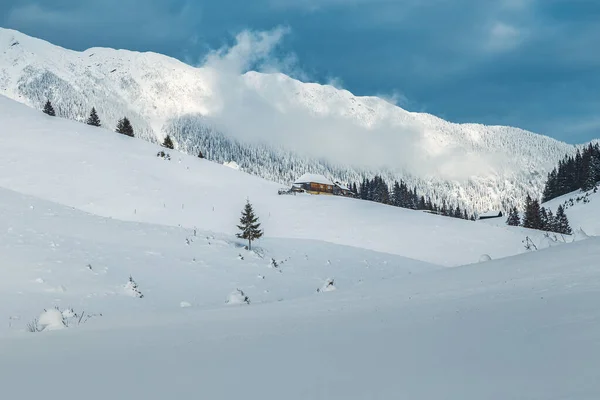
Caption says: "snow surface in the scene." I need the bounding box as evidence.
[0,92,598,399]
[543,187,600,235]
[0,94,548,267]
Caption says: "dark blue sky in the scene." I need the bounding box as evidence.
[2,0,598,143]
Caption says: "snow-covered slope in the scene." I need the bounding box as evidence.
[0,27,584,212]
[543,188,600,236]
[0,94,542,266]
[0,64,598,399]
[1,184,599,399]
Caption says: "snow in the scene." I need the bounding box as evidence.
[0,27,584,213]
[294,173,334,185]
[223,161,240,170]
[543,188,600,235]
[479,254,492,262]
[0,66,598,399]
[37,309,65,331]
[0,94,547,267]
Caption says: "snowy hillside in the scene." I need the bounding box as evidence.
[1,183,599,399]
[0,27,585,212]
[0,70,599,399]
[0,94,541,266]
[543,188,600,236]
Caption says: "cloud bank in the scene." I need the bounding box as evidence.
[196,27,500,180]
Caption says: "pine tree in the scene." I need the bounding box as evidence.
[86,107,101,127]
[522,195,542,229]
[162,135,174,149]
[555,205,572,235]
[43,100,56,116]
[116,117,134,137]
[236,200,263,251]
[540,207,549,231]
[506,206,521,226]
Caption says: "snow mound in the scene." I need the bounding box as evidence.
[479,254,492,262]
[180,301,192,308]
[38,309,66,331]
[573,228,590,241]
[223,161,240,170]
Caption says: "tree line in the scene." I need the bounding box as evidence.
[43,100,184,148]
[355,176,475,221]
[506,195,571,234]
[542,143,600,202]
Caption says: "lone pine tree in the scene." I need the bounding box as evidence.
[236,200,263,251]
[43,100,56,116]
[86,107,101,127]
[116,117,134,137]
[162,135,174,149]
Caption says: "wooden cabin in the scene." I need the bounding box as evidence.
[333,181,355,197]
[293,174,335,195]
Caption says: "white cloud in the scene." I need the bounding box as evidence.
[485,22,522,52]
[194,27,495,179]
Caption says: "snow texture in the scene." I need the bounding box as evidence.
[0,90,597,399]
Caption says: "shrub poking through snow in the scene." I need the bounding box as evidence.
[27,308,101,332]
[156,150,171,160]
[125,275,144,298]
[227,289,250,305]
[270,258,279,268]
[317,278,336,293]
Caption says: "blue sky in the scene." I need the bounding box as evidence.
[2,0,599,143]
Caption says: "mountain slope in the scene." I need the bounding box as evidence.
[1,184,599,399]
[0,27,584,212]
[0,93,548,266]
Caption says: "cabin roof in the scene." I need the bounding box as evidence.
[334,181,350,191]
[478,210,502,218]
[294,173,334,186]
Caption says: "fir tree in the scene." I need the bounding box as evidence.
[86,107,101,127]
[555,205,572,235]
[43,100,56,116]
[162,135,174,149]
[522,195,542,229]
[116,117,134,137]
[236,200,263,251]
[540,207,549,231]
[506,206,521,226]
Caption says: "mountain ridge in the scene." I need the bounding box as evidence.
[0,27,588,212]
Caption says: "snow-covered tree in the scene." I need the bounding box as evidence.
[236,200,263,251]
[43,100,56,116]
[116,117,134,137]
[86,107,101,127]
